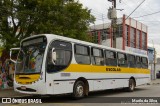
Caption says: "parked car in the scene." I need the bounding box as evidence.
[156,71,160,79]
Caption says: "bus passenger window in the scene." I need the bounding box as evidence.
[74,45,90,64]
[118,53,128,67]
[105,50,117,66]
[128,55,136,68]
[91,48,104,65]
[136,56,141,68]
[141,57,148,69]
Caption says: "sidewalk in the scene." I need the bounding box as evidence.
[150,78,160,85]
[0,79,160,97]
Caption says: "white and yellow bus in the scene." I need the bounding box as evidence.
[13,34,150,98]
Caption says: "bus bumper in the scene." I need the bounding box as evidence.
[14,81,47,95]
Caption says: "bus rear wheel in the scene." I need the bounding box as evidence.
[127,79,135,92]
[73,81,85,99]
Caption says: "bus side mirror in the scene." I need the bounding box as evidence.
[52,48,56,65]
[10,48,20,64]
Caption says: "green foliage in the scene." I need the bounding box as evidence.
[0,46,4,56]
[0,0,95,50]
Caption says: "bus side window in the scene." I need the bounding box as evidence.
[74,44,90,64]
[105,50,117,66]
[141,57,148,69]
[47,40,72,73]
[91,48,104,65]
[118,53,128,67]
[128,54,136,68]
[136,56,141,68]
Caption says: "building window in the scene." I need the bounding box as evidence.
[136,30,141,49]
[130,27,135,48]
[105,50,117,66]
[142,32,147,50]
[91,31,99,43]
[101,29,110,40]
[125,25,129,46]
[91,48,104,65]
[117,24,123,37]
[74,44,90,64]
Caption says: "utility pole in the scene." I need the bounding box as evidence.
[112,0,117,48]
[154,48,156,79]
[108,0,117,48]
[152,40,156,80]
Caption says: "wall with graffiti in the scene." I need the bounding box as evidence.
[0,48,15,89]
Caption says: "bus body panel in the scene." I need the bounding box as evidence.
[45,72,150,95]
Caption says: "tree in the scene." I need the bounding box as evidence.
[0,0,95,50]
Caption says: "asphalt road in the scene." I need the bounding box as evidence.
[1,84,160,106]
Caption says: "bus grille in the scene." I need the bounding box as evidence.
[17,87,36,92]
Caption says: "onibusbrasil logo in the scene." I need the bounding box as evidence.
[2,98,42,104]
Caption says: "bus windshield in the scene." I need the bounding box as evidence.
[16,37,47,74]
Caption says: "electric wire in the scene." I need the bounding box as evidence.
[125,0,146,20]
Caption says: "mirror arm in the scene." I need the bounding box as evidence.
[10,48,20,64]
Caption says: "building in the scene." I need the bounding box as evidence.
[89,15,148,52]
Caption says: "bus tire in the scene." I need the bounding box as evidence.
[72,81,85,99]
[127,79,135,92]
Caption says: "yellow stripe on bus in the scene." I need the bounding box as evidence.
[15,64,150,84]
[15,74,40,84]
[64,64,150,74]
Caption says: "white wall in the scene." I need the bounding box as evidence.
[101,39,111,47]
[142,24,147,32]
[116,37,123,50]
[130,18,136,28]
[124,15,147,33]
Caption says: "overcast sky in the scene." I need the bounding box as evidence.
[79,0,160,57]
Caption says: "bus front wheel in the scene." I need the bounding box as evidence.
[127,79,135,92]
[73,81,85,99]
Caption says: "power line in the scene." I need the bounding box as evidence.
[132,10,160,18]
[125,0,146,20]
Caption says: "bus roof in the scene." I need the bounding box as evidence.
[22,34,148,57]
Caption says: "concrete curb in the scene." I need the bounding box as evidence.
[147,80,160,85]
[151,82,160,85]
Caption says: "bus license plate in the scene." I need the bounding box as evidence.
[21,86,26,90]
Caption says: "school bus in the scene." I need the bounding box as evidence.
[12,34,150,98]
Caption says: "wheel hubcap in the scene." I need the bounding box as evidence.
[130,81,134,90]
[76,85,83,97]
